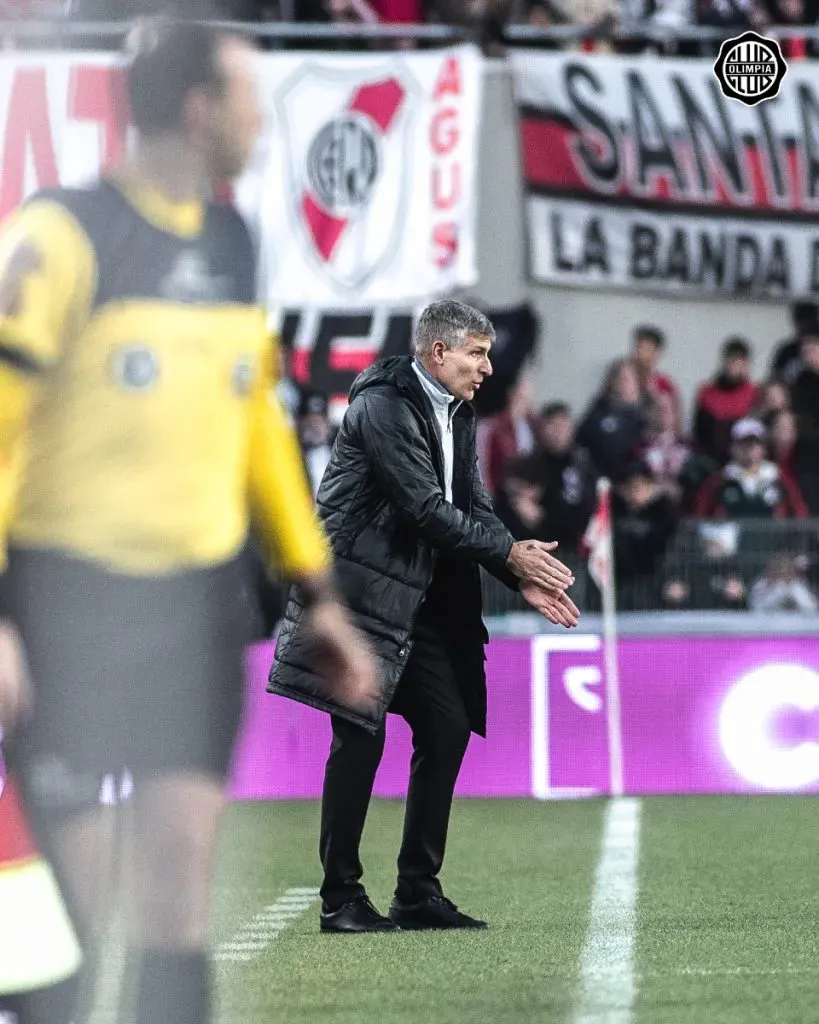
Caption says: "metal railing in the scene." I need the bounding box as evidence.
[249,518,819,637]
[505,23,819,44]
[482,517,819,617]
[2,17,819,48]
[0,17,469,39]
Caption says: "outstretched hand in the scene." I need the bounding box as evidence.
[520,581,580,629]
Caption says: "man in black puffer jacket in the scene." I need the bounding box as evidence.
[268,300,579,934]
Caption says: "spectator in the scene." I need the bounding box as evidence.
[478,377,537,495]
[525,0,566,41]
[630,324,680,417]
[493,469,551,542]
[664,522,748,610]
[537,0,619,48]
[749,554,819,613]
[577,358,644,482]
[753,378,791,422]
[276,343,301,423]
[769,407,799,482]
[639,390,720,512]
[368,0,421,22]
[770,301,819,384]
[611,461,679,610]
[790,330,819,512]
[763,0,810,20]
[692,336,759,466]
[637,390,692,503]
[509,401,598,552]
[696,417,807,519]
[296,389,335,499]
[696,0,768,31]
[621,0,693,29]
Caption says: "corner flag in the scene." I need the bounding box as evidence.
[582,477,612,591]
[582,478,625,797]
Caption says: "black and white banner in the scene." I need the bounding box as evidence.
[279,306,416,422]
[511,51,819,299]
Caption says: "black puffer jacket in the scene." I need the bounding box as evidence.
[267,356,517,736]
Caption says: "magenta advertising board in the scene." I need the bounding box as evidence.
[230,636,819,800]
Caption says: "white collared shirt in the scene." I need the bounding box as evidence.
[412,359,461,502]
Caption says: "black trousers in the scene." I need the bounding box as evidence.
[319,622,472,910]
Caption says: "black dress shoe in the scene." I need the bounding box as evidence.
[320,895,401,933]
[389,895,488,931]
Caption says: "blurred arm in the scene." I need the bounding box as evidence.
[0,201,94,569]
[246,343,335,603]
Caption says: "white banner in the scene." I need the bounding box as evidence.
[0,47,482,308]
[531,196,819,295]
[241,47,482,308]
[511,50,819,299]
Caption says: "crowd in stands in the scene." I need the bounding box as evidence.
[272,301,819,616]
[4,0,819,58]
[477,303,819,613]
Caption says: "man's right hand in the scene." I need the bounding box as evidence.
[507,540,574,593]
[307,601,381,714]
[0,620,32,740]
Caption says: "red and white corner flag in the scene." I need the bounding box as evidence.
[582,477,613,591]
[581,478,624,797]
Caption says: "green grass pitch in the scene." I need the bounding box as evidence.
[90,796,819,1023]
[195,796,819,1024]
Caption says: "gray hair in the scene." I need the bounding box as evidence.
[414,299,494,358]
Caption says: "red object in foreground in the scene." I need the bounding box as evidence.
[0,771,83,993]
[0,775,37,867]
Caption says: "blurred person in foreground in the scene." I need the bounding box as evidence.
[692,336,759,466]
[696,418,807,520]
[0,19,377,1024]
[269,300,580,934]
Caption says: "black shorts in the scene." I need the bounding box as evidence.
[2,547,253,814]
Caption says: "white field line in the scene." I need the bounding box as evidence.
[672,966,816,978]
[572,798,642,1024]
[214,887,320,964]
[540,965,819,982]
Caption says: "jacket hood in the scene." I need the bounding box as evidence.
[348,355,416,403]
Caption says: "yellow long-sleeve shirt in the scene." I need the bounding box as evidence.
[0,177,330,578]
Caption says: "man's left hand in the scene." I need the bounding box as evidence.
[520,582,580,629]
